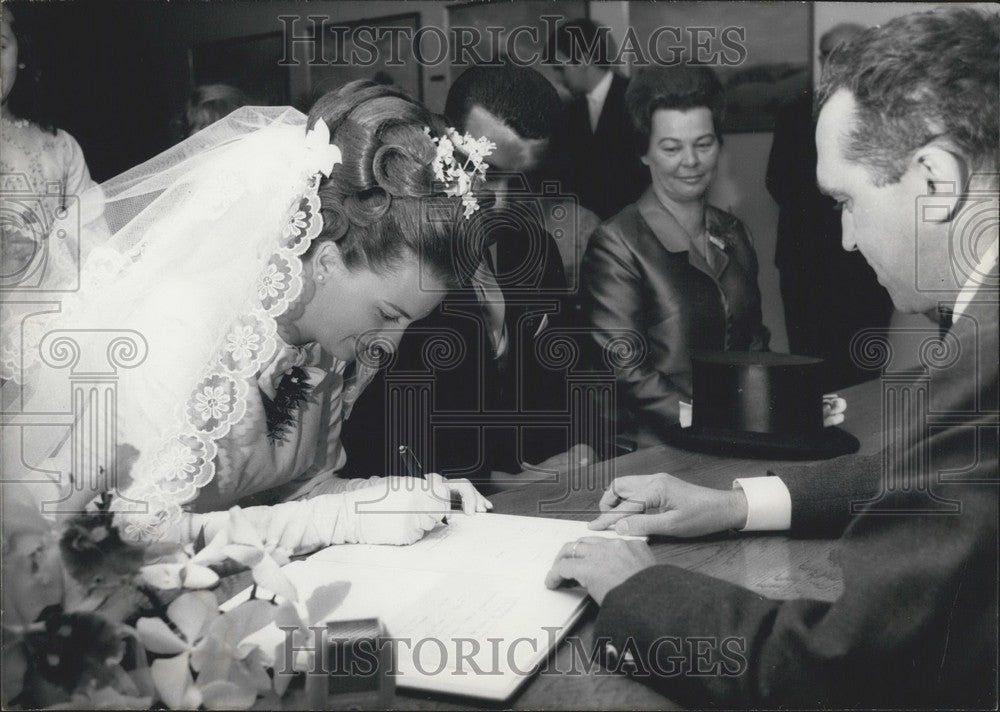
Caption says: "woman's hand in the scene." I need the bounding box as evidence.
[587,473,747,537]
[544,537,656,605]
[344,476,449,545]
[425,473,493,515]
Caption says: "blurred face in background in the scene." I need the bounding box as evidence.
[1,15,18,106]
[642,107,720,206]
[819,23,864,67]
[463,105,548,210]
[552,53,592,97]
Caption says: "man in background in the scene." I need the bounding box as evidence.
[546,18,647,221]
[766,22,894,389]
[342,64,598,484]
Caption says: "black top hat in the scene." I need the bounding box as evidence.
[664,351,860,460]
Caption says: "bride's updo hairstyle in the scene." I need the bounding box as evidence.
[306,80,480,289]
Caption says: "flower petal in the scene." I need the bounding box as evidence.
[199,679,257,710]
[190,635,229,681]
[139,563,184,590]
[135,617,189,655]
[181,564,220,590]
[241,648,274,694]
[222,543,264,568]
[150,651,201,709]
[167,591,218,644]
[251,555,298,603]
[208,599,277,653]
[191,529,231,565]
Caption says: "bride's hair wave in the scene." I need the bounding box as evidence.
[307,80,478,288]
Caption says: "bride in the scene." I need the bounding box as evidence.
[1,81,492,552]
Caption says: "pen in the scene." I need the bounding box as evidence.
[397,444,422,478]
[398,445,448,524]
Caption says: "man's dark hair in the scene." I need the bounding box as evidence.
[445,63,561,140]
[547,18,616,68]
[816,8,999,185]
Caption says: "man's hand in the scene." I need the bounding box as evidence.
[587,473,748,537]
[544,537,656,605]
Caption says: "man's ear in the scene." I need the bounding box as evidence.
[310,240,346,279]
[915,143,969,222]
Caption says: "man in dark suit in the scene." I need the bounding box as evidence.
[546,19,648,220]
[341,64,591,484]
[766,22,895,390]
[545,9,999,707]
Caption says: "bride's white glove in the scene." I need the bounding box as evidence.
[183,475,490,556]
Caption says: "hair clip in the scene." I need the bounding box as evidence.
[426,127,496,218]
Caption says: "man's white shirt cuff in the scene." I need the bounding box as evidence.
[733,477,792,531]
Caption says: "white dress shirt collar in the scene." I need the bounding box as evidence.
[586,70,614,133]
[952,237,999,320]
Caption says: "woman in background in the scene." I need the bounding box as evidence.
[185,83,247,136]
[581,65,769,447]
[1,9,96,279]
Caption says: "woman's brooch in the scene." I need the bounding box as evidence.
[707,225,728,251]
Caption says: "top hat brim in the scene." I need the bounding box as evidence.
[662,424,860,461]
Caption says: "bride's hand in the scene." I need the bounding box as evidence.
[425,473,493,515]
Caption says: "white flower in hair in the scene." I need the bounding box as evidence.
[427,126,496,218]
[303,120,343,177]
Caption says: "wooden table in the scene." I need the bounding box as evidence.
[238,379,885,710]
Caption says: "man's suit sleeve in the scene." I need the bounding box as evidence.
[770,451,883,538]
[593,481,997,708]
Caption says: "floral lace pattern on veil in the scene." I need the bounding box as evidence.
[111,177,324,542]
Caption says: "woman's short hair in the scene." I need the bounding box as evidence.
[306,80,481,289]
[186,84,248,136]
[626,66,726,154]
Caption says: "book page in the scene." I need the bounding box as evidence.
[307,512,636,582]
[229,514,639,699]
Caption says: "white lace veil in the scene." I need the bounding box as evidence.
[1,106,348,541]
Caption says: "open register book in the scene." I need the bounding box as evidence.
[225,513,640,701]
